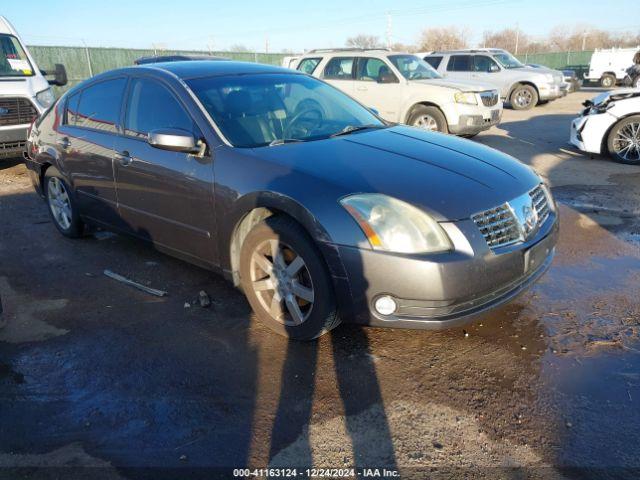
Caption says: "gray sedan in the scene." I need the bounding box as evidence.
[25,61,558,340]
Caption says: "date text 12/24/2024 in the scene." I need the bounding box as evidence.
[233,468,400,478]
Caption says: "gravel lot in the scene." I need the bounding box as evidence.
[1,89,639,479]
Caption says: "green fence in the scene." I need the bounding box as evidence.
[516,50,593,78]
[27,45,290,95]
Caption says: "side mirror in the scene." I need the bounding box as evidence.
[377,74,399,84]
[369,107,380,116]
[44,64,68,86]
[489,64,500,73]
[148,129,201,154]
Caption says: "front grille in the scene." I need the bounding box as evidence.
[471,203,520,248]
[529,184,550,226]
[0,97,38,127]
[473,184,553,250]
[480,91,499,107]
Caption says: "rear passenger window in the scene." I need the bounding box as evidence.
[323,57,354,80]
[124,78,195,139]
[424,56,442,69]
[447,55,472,72]
[297,57,322,74]
[72,78,127,133]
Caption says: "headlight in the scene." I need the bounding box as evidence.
[454,92,477,105]
[35,88,55,108]
[340,194,452,254]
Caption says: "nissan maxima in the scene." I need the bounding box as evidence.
[24,61,558,340]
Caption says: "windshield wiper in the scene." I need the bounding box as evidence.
[330,124,384,138]
[268,138,305,146]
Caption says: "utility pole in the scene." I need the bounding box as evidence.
[514,24,519,55]
[386,11,392,49]
[582,30,587,51]
[265,35,269,54]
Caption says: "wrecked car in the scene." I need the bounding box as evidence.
[25,61,558,340]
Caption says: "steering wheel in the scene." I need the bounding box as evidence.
[283,106,323,139]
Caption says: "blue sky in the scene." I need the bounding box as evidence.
[6,0,640,52]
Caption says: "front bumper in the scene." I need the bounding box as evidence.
[538,83,563,101]
[336,212,559,330]
[446,103,503,135]
[0,126,29,159]
[569,110,616,155]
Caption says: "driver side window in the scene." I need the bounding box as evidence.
[355,58,397,83]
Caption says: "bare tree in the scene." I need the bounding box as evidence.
[418,26,469,51]
[481,28,530,53]
[226,44,249,52]
[345,34,384,49]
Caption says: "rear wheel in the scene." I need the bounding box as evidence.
[600,74,616,88]
[239,215,340,340]
[510,84,538,110]
[407,105,448,133]
[607,115,640,165]
[44,167,84,238]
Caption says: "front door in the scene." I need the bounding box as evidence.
[113,76,215,265]
[57,77,127,228]
[352,57,401,122]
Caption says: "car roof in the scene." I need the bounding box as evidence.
[134,54,229,65]
[0,16,18,36]
[299,50,414,59]
[425,49,507,55]
[136,60,296,79]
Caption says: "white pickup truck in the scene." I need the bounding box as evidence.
[0,16,67,160]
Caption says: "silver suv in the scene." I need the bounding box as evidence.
[295,48,502,136]
[420,49,565,110]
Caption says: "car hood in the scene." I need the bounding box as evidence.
[591,88,640,106]
[411,78,495,92]
[253,125,540,221]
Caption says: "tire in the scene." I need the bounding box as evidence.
[509,84,538,110]
[407,105,448,133]
[600,74,616,88]
[607,115,640,165]
[239,215,340,340]
[44,167,84,238]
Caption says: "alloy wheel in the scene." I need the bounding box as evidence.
[47,177,72,230]
[612,121,640,163]
[414,114,439,131]
[249,239,315,326]
[514,89,532,108]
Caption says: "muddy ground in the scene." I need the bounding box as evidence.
[1,89,639,479]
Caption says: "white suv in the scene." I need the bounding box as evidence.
[295,49,502,136]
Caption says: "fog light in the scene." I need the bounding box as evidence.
[374,295,397,316]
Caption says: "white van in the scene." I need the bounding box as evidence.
[584,47,640,88]
[0,16,67,160]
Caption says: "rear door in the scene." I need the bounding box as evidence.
[57,77,127,228]
[352,57,401,122]
[444,54,472,81]
[113,75,215,264]
[320,56,356,96]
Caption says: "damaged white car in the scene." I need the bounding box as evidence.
[570,89,640,165]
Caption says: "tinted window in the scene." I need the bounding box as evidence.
[297,57,322,74]
[73,78,127,133]
[355,57,396,82]
[187,73,384,148]
[323,57,354,80]
[124,78,194,139]
[447,55,472,72]
[473,55,499,72]
[424,56,442,69]
[66,91,81,126]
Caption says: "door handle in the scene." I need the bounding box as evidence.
[56,137,71,149]
[114,151,133,166]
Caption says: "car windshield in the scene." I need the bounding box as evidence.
[493,52,524,69]
[0,34,34,77]
[187,73,385,148]
[388,54,441,80]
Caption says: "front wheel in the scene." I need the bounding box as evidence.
[607,115,640,165]
[407,105,448,133]
[239,215,340,340]
[44,167,84,238]
[510,84,538,110]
